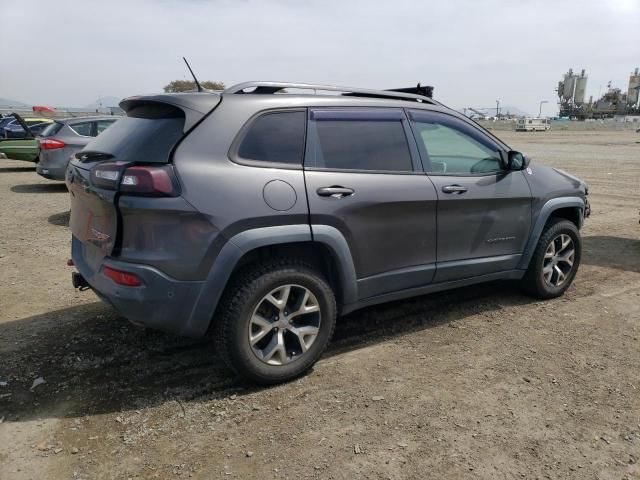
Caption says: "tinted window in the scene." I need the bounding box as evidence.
[69,122,93,136]
[310,119,412,172]
[79,106,185,164]
[411,114,502,174]
[237,111,305,165]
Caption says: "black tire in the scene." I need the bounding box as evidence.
[521,218,581,299]
[213,260,337,385]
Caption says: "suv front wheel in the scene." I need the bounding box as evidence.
[522,218,582,299]
[214,261,337,384]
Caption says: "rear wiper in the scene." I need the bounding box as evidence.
[75,150,114,162]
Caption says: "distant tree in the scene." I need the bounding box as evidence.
[163,80,225,93]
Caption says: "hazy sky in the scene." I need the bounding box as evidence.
[1,0,638,114]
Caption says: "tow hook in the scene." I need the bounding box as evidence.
[72,272,90,291]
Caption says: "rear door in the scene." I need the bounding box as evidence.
[408,109,532,282]
[304,108,438,300]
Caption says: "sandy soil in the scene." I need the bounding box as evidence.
[0,129,639,479]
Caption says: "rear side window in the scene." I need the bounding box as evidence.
[307,111,413,172]
[40,122,63,137]
[29,123,52,135]
[237,111,305,165]
[96,119,116,135]
[69,122,93,136]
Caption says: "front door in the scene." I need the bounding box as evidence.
[408,109,532,283]
[304,108,438,300]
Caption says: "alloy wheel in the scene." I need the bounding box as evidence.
[542,233,575,287]
[248,284,321,366]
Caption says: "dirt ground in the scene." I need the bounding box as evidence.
[1,129,639,480]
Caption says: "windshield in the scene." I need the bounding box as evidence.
[0,118,16,129]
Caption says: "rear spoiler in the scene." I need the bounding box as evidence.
[119,93,221,131]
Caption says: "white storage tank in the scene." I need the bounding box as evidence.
[574,69,588,105]
[563,69,576,100]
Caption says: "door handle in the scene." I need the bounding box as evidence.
[316,186,355,198]
[442,185,468,194]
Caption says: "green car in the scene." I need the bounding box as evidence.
[0,114,53,162]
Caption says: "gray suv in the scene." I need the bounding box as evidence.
[66,82,590,384]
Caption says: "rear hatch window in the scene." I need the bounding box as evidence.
[78,104,185,163]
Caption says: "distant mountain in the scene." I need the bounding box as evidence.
[83,96,122,109]
[459,105,532,118]
[0,97,29,108]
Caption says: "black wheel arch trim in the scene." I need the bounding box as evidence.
[517,196,585,271]
[182,224,357,337]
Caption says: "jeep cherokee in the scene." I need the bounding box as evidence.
[66,82,590,384]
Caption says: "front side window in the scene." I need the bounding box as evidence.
[410,111,503,175]
[307,110,413,172]
[236,111,305,165]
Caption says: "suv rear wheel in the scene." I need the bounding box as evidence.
[214,261,337,384]
[522,219,581,299]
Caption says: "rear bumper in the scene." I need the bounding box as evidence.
[36,163,67,180]
[72,236,208,337]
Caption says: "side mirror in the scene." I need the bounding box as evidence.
[507,151,530,171]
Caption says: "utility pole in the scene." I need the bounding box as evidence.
[538,100,548,118]
[496,100,500,119]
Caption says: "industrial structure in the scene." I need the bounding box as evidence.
[557,67,640,119]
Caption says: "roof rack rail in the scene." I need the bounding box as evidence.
[223,81,440,105]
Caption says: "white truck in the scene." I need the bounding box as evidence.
[516,117,551,132]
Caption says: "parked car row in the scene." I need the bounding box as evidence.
[0,113,118,180]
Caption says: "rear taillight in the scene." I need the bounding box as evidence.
[90,162,179,196]
[39,138,66,150]
[120,166,177,196]
[103,266,143,287]
[90,161,127,189]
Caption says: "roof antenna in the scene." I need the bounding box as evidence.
[182,57,203,92]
